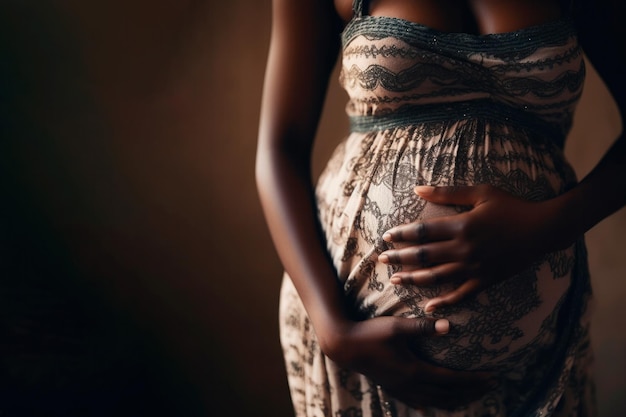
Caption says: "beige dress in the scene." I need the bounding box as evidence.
[279,1,595,416]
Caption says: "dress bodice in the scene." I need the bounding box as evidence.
[340,13,586,143]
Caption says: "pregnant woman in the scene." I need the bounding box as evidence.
[256,0,625,415]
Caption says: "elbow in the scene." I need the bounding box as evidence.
[254,147,270,195]
[254,143,283,198]
[255,137,312,190]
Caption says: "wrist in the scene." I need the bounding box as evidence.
[312,313,355,362]
[542,190,586,251]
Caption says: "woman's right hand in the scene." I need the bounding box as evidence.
[320,316,494,410]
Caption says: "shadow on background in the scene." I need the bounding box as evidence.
[0,1,208,415]
[1,0,288,415]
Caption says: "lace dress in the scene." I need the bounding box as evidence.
[278,1,595,416]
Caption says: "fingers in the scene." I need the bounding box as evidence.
[379,241,459,267]
[383,221,429,243]
[382,185,491,244]
[390,318,494,385]
[369,315,498,409]
[393,316,450,336]
[424,279,483,313]
[378,245,428,266]
[415,184,490,206]
[383,217,456,244]
[389,262,466,286]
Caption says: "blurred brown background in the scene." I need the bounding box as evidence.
[0,0,623,416]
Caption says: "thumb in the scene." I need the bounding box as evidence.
[394,317,450,337]
[415,185,485,206]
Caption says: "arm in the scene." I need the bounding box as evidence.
[256,0,491,407]
[256,0,348,355]
[379,0,626,310]
[555,0,626,237]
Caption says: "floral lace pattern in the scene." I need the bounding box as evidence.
[279,2,595,416]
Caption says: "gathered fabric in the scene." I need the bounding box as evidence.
[279,1,595,416]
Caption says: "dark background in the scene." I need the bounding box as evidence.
[0,1,624,416]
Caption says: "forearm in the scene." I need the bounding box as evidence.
[547,0,626,247]
[256,147,351,353]
[573,133,626,223]
[550,133,626,248]
[552,0,626,236]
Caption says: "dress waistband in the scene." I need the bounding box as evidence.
[349,100,566,147]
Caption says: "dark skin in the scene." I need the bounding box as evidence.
[256,0,626,409]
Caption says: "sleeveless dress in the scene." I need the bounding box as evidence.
[279,1,595,416]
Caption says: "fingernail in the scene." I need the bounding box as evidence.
[389,276,401,284]
[382,232,392,242]
[415,185,435,195]
[378,254,389,263]
[435,319,449,334]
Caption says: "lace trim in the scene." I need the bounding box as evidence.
[342,16,577,61]
[349,99,566,146]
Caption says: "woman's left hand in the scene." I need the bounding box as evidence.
[379,184,568,312]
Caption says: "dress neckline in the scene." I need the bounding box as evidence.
[341,14,577,56]
[352,13,568,37]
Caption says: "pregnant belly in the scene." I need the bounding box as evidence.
[316,121,577,371]
[338,199,573,372]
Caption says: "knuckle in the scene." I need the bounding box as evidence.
[428,270,439,284]
[458,243,474,262]
[458,219,479,242]
[417,249,428,266]
[453,218,470,237]
[413,248,422,263]
[411,224,420,240]
[390,251,402,264]
[414,318,435,334]
[389,319,406,336]
[415,222,427,242]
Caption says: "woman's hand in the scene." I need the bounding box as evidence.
[322,316,493,409]
[379,185,569,312]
